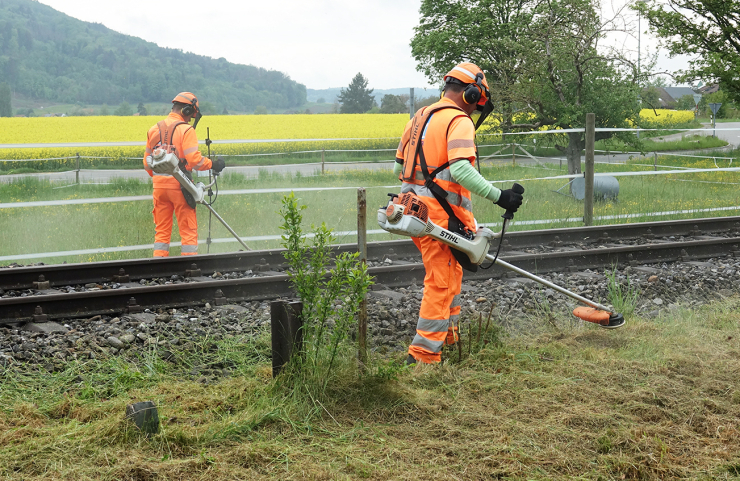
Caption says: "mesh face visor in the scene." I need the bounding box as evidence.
[471,98,494,131]
[192,110,202,129]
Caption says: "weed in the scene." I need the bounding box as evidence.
[605,266,640,316]
[278,192,373,395]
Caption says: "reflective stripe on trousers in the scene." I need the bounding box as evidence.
[408,235,463,363]
[152,188,198,257]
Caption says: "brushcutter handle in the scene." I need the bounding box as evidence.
[501,183,525,220]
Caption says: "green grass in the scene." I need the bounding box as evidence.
[2,297,740,479]
[2,153,740,264]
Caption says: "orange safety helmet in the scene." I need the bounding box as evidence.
[172,92,202,128]
[443,62,493,130]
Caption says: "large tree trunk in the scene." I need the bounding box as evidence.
[566,132,584,175]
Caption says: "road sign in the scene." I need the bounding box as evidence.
[709,102,722,116]
[693,94,702,106]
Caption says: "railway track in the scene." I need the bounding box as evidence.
[3,216,740,325]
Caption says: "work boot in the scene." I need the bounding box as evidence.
[406,354,417,366]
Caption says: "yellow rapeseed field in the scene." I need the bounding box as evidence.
[639,109,694,126]
[0,114,410,144]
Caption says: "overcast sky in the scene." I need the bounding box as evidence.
[38,0,691,90]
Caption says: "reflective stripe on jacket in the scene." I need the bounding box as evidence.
[143,112,213,190]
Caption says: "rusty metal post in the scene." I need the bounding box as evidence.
[270,300,303,377]
[357,188,368,369]
[584,113,595,226]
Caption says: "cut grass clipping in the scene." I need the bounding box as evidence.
[2,296,740,478]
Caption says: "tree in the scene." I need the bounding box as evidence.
[0,82,11,117]
[137,102,147,116]
[114,101,133,116]
[412,0,640,175]
[675,94,697,111]
[639,0,740,103]
[380,94,408,113]
[337,73,375,113]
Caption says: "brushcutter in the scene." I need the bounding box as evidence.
[146,147,251,251]
[377,184,625,329]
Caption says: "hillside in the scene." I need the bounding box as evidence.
[0,0,306,113]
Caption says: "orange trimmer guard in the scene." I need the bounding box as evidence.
[572,307,611,326]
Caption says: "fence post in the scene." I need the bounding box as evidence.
[321,149,325,175]
[270,300,304,377]
[584,113,595,226]
[653,152,657,171]
[511,142,516,166]
[357,188,368,370]
[76,153,80,185]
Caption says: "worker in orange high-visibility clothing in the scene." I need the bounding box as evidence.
[395,63,523,364]
[143,92,225,257]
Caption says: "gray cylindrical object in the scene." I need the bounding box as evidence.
[571,175,619,201]
[126,401,159,434]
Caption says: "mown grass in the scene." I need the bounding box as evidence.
[2,151,740,264]
[2,298,739,480]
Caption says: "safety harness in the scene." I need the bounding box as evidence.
[150,120,197,209]
[402,103,480,272]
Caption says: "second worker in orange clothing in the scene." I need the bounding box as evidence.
[395,63,523,364]
[143,92,225,257]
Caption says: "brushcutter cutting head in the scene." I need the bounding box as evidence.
[572,307,625,329]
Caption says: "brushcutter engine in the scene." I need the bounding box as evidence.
[146,148,207,205]
[377,192,497,266]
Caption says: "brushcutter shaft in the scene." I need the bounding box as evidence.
[488,255,614,313]
[203,204,251,251]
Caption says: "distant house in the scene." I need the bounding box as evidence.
[697,83,719,94]
[642,86,698,109]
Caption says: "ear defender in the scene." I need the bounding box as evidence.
[181,97,197,117]
[462,73,484,105]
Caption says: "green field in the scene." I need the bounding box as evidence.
[1,151,740,265]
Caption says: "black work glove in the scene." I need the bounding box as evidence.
[495,188,523,213]
[212,157,226,174]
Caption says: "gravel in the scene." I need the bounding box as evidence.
[2,255,740,375]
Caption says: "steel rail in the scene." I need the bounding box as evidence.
[3,216,740,291]
[2,235,739,324]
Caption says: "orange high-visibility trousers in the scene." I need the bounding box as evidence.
[152,188,198,257]
[409,235,463,363]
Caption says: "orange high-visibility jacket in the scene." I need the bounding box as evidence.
[396,97,477,230]
[143,112,213,190]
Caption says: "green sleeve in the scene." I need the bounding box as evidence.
[393,161,403,177]
[449,160,501,202]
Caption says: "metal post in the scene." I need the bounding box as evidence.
[653,152,658,171]
[75,153,80,185]
[321,149,325,174]
[512,142,516,166]
[584,113,595,226]
[357,188,368,369]
[271,300,303,377]
[409,88,415,119]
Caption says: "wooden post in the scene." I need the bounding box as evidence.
[321,149,325,174]
[270,300,303,377]
[76,153,80,185]
[584,113,595,226]
[653,152,658,171]
[511,142,516,166]
[357,188,368,369]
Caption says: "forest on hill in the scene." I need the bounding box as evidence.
[0,0,306,113]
